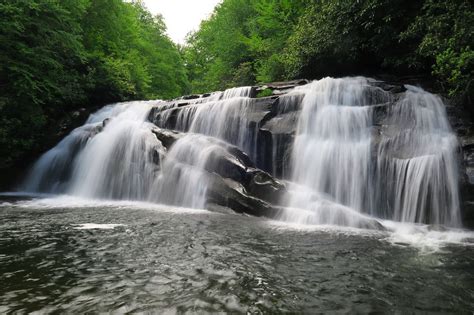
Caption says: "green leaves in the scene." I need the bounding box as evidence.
[403,0,473,100]
[1,0,472,168]
[0,0,189,168]
[184,0,307,92]
[185,0,472,109]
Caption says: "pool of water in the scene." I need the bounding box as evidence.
[0,195,473,313]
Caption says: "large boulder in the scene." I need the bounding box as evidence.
[150,128,288,216]
[205,175,281,218]
[148,78,471,229]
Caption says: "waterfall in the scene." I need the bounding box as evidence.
[21,100,252,210]
[67,103,162,200]
[375,86,460,226]
[154,86,263,164]
[286,77,460,227]
[22,101,163,200]
[269,92,304,178]
[282,78,376,226]
[19,77,462,228]
[20,125,101,194]
[290,78,374,211]
[148,134,232,208]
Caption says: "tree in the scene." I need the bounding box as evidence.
[0,0,189,168]
[0,0,88,166]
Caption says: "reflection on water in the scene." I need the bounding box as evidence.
[0,197,473,313]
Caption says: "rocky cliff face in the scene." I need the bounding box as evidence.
[446,102,474,228]
[148,78,473,228]
[16,77,472,230]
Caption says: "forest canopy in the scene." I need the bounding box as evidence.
[184,0,473,105]
[0,0,189,167]
[0,0,472,169]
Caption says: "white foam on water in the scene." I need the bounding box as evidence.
[6,195,211,214]
[11,77,469,241]
[73,223,126,230]
[148,134,235,208]
[266,218,383,237]
[382,220,474,253]
[266,214,474,253]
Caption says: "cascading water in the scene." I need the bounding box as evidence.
[6,76,474,315]
[67,103,162,200]
[20,125,101,194]
[20,77,463,228]
[268,92,304,178]
[280,78,378,226]
[21,97,254,211]
[21,102,159,195]
[149,134,233,208]
[154,87,264,164]
[375,86,460,226]
[289,78,374,210]
[285,77,461,227]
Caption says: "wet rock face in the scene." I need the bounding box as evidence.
[150,127,287,218]
[149,127,387,230]
[446,103,474,228]
[147,79,472,229]
[147,85,301,178]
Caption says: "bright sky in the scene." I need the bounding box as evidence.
[142,0,221,44]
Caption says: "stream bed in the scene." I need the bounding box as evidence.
[0,195,473,313]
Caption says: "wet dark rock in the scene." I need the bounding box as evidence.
[256,79,309,96]
[102,118,110,127]
[176,101,190,107]
[182,94,200,100]
[150,127,289,218]
[372,103,391,126]
[445,101,474,228]
[246,169,286,205]
[205,150,250,184]
[362,218,386,231]
[150,127,183,149]
[242,97,276,127]
[368,79,407,94]
[205,175,281,218]
[248,86,258,98]
[151,149,161,166]
[146,78,474,229]
[260,111,299,135]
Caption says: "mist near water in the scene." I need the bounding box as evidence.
[18,77,465,236]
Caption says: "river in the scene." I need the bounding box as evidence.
[1,195,473,313]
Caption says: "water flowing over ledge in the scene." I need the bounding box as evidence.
[17,77,471,233]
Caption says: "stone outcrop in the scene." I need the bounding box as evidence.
[446,102,474,228]
[149,126,385,230]
[150,127,286,217]
[147,78,473,229]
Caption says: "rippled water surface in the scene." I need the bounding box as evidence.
[0,196,473,313]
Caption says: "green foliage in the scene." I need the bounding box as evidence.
[0,0,189,167]
[402,0,473,101]
[184,0,307,92]
[185,0,473,106]
[283,0,425,78]
[256,88,273,98]
[246,0,308,83]
[2,0,472,168]
[184,0,257,93]
[81,0,188,102]
[0,0,88,166]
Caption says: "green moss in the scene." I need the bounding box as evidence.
[256,88,273,98]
